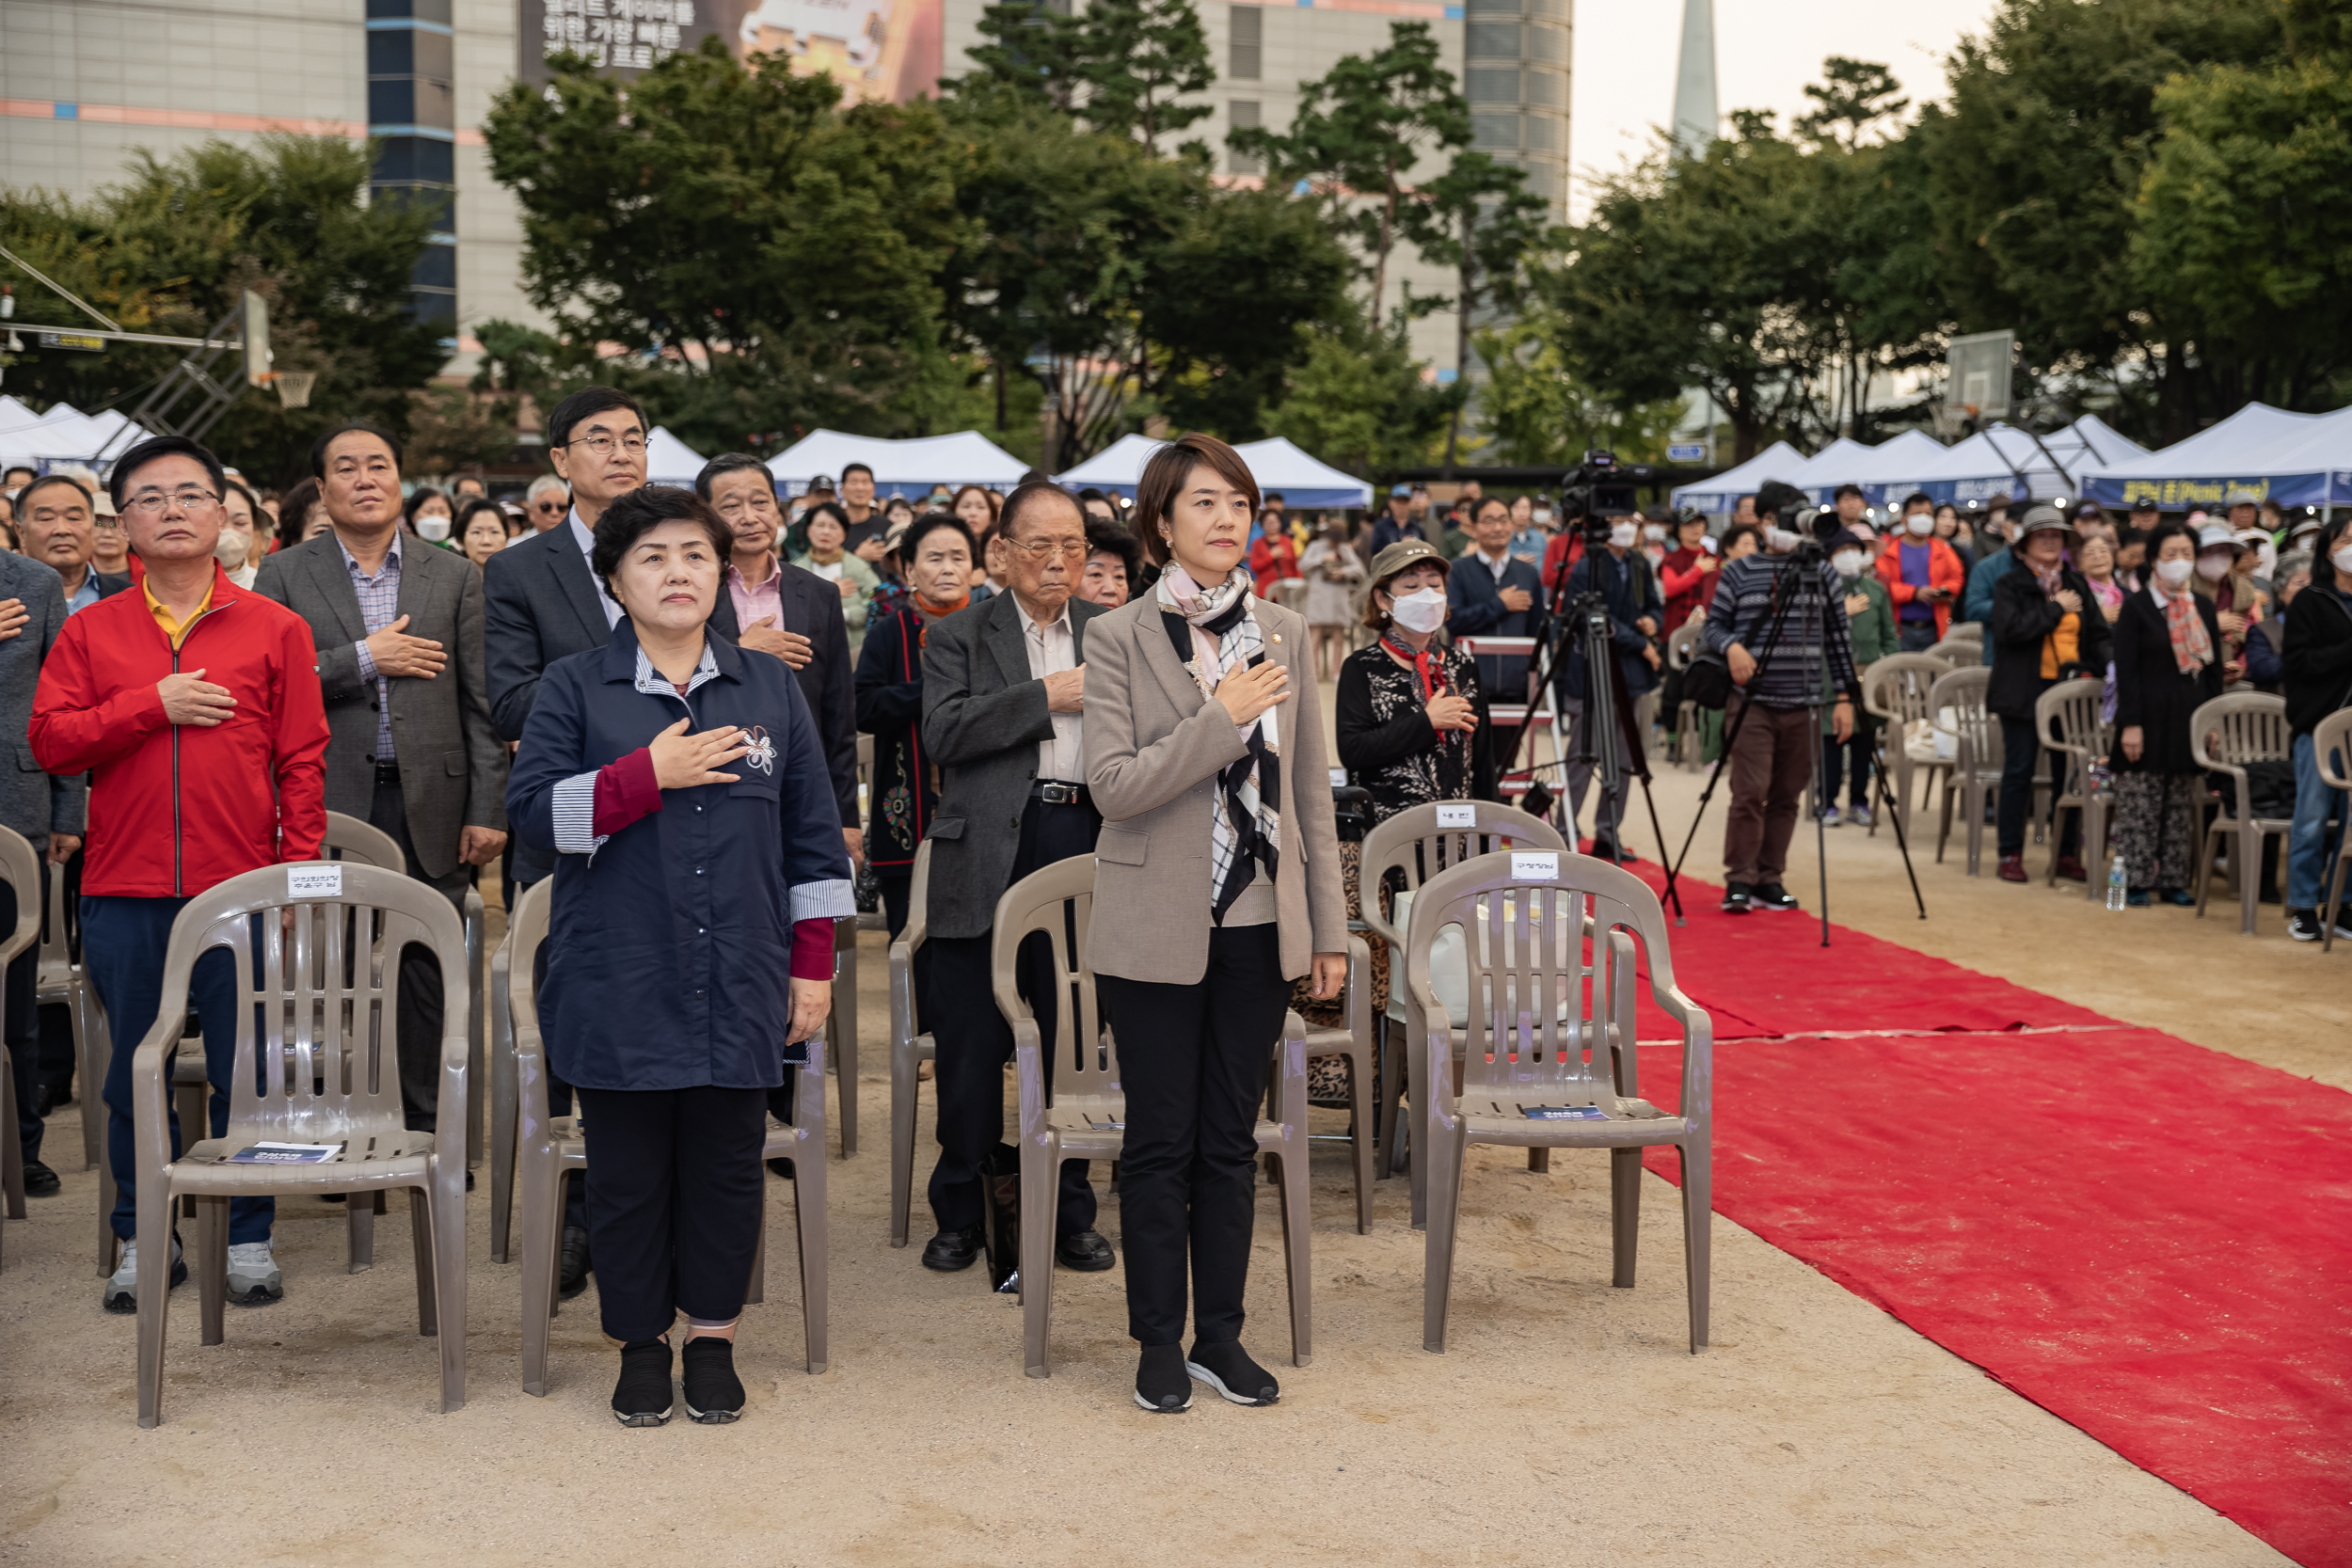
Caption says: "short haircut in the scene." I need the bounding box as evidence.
[545,385,645,452]
[2274,549,2312,587]
[2144,518,2200,562]
[402,486,447,525]
[882,494,915,517]
[3,464,36,483]
[1134,433,1259,566]
[693,451,774,500]
[526,474,570,504]
[1901,491,1933,513]
[997,479,1085,544]
[456,496,507,537]
[1835,483,1866,503]
[788,499,850,556]
[1085,516,1140,578]
[1076,486,1107,504]
[951,484,1001,525]
[108,434,226,511]
[1735,493,1756,510]
[840,462,874,483]
[1718,522,1763,558]
[899,511,975,564]
[1265,491,1285,505]
[276,477,325,552]
[16,472,94,516]
[1470,494,1510,523]
[589,484,732,596]
[310,420,404,479]
[1752,480,1805,523]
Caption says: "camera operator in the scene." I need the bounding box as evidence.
[1557,505,1661,862]
[1703,481,1860,913]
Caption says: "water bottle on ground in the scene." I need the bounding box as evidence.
[2106,854,2127,911]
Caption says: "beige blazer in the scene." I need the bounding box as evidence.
[1083,592,1347,986]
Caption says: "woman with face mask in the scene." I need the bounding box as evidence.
[2108,519,2224,906]
[403,485,454,544]
[2189,524,2264,687]
[1823,527,1896,828]
[1334,540,1494,824]
[1988,505,2115,882]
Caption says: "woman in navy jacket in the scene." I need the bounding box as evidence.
[508,485,852,1427]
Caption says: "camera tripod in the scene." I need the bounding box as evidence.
[1659,544,1926,942]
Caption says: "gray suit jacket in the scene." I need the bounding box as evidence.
[0,553,84,848]
[918,589,1105,940]
[254,531,507,879]
[1081,594,1345,985]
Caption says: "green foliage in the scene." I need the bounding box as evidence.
[956,0,1214,152]
[1262,316,1457,477]
[0,135,444,485]
[1231,22,1469,325]
[1473,311,1685,468]
[1793,56,1909,150]
[1408,150,1556,462]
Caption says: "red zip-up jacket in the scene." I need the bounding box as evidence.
[31,564,329,898]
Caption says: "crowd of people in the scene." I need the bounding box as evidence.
[1,410,2345,1427]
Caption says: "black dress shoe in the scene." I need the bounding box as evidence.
[1134,1342,1192,1413]
[612,1338,673,1427]
[21,1158,59,1197]
[1056,1229,1115,1272]
[920,1223,985,1272]
[560,1225,594,1299]
[765,1156,796,1180]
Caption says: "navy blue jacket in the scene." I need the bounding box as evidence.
[1557,546,1661,703]
[507,619,853,1092]
[1446,550,1547,695]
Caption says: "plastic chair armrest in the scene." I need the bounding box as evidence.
[1010,1015,1048,1144]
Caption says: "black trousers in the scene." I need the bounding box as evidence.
[1820,709,1877,809]
[924,796,1099,1236]
[1096,924,1290,1348]
[370,777,473,1134]
[1996,712,2078,860]
[576,1084,769,1344]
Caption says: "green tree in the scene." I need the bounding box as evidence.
[1263,315,1456,476]
[1408,150,1554,466]
[482,39,963,451]
[1230,21,1469,326]
[1793,56,1909,150]
[956,0,1214,153]
[0,135,443,484]
[1473,310,1687,468]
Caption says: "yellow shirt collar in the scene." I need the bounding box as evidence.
[143,574,215,650]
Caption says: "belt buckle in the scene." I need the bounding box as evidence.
[1039,781,1080,805]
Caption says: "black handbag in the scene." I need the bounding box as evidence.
[977,1142,1023,1294]
[1682,582,1777,711]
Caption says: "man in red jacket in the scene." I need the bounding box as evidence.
[31,435,329,1314]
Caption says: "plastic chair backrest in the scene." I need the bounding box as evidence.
[1666,621,1702,672]
[1403,850,1707,1107]
[162,861,467,1149]
[0,827,41,969]
[1928,664,1994,742]
[321,811,407,874]
[1923,638,1972,666]
[1359,800,1567,953]
[2189,690,2289,770]
[506,878,551,1043]
[37,831,70,973]
[901,838,931,955]
[1862,654,1948,725]
[1946,621,1985,643]
[2314,707,2352,793]
[2034,675,2106,775]
[988,855,1110,1101]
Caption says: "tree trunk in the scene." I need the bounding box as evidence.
[994,358,1008,434]
[1443,215,1475,473]
[1370,156,1398,329]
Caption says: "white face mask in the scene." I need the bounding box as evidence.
[215,531,250,567]
[1906,514,1932,536]
[1388,585,1448,634]
[1533,509,1552,527]
[1831,549,1865,578]
[1608,522,1637,548]
[2153,556,2195,586]
[1643,524,1666,543]
[416,514,451,543]
[2195,554,2233,582]
[2253,542,2277,579]
[2333,544,2352,577]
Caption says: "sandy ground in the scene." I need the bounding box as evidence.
[2,745,2336,1567]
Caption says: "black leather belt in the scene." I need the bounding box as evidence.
[373,760,403,785]
[1030,781,1089,807]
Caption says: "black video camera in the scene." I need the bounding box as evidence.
[1755,478,1832,563]
[1560,449,1653,534]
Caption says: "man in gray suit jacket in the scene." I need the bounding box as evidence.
[917,483,1113,1275]
[0,549,83,1195]
[254,421,507,1134]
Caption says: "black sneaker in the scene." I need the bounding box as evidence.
[1186,1339,1279,1406]
[680,1337,745,1424]
[1752,883,1801,911]
[1720,882,1754,914]
[1134,1342,1192,1413]
[612,1338,674,1427]
[560,1225,593,1300]
[2288,909,2323,942]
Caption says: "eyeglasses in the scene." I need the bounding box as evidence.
[1006,538,1089,562]
[562,434,646,457]
[533,499,566,514]
[121,488,219,516]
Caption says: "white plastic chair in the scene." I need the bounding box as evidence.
[1928,666,2000,876]
[0,830,43,1270]
[2190,691,2293,936]
[1862,654,1952,843]
[2312,707,2352,954]
[34,853,103,1171]
[1407,848,1712,1354]
[2035,676,2112,895]
[887,840,935,1248]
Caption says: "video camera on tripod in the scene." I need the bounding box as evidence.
[1559,449,1654,530]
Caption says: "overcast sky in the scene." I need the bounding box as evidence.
[1565,0,2005,219]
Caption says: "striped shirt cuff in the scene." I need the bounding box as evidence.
[550,771,608,859]
[789,878,855,924]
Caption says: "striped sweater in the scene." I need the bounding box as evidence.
[1702,551,1862,709]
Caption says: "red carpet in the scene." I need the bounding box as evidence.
[1606,875,2352,1568]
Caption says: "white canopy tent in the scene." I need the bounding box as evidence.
[0,402,150,469]
[765,429,1029,499]
[1797,430,1949,508]
[1053,434,1374,508]
[1667,440,1804,515]
[2081,403,2352,510]
[644,426,707,489]
[1905,417,2148,508]
[1778,436,1873,500]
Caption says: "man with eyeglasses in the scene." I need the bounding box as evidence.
[524,475,570,532]
[16,472,133,615]
[914,481,1113,1277]
[32,434,329,1313]
[483,386,742,1298]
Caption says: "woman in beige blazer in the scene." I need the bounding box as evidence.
[1083,433,1347,1415]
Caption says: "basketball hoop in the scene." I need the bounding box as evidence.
[271,372,317,409]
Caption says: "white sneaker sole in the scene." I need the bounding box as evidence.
[1132,1387,1192,1413]
[1185,1360,1279,1406]
[612,1405,673,1427]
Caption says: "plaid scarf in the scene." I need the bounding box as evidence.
[1157,563,1281,922]
[2151,579,2214,675]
